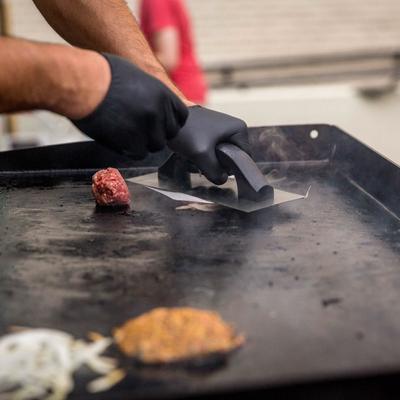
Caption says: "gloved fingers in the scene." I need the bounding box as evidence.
[118,129,148,160]
[121,144,148,160]
[122,149,148,160]
[186,160,200,174]
[163,94,189,141]
[228,130,252,156]
[147,131,166,153]
[193,151,229,185]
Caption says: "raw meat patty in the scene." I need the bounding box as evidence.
[92,168,131,207]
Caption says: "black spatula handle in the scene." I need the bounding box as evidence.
[216,143,273,201]
[158,144,273,202]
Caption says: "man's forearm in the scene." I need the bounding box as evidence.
[32,0,191,105]
[0,37,110,119]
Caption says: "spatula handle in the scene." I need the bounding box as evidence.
[216,143,273,201]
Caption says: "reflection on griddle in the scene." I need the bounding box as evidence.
[129,173,306,212]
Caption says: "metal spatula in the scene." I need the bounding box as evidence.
[129,144,308,212]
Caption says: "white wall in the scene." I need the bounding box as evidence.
[209,84,400,165]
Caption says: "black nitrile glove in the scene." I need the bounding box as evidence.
[168,106,250,185]
[72,53,188,159]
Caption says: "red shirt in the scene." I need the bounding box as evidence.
[140,0,207,104]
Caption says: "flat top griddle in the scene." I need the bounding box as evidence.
[0,125,399,399]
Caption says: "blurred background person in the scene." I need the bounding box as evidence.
[139,0,208,105]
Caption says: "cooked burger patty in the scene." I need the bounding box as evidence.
[114,307,244,364]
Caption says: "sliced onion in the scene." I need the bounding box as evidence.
[0,329,123,400]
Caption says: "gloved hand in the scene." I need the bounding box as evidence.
[168,106,250,184]
[72,53,188,159]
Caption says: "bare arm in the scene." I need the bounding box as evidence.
[153,27,180,72]
[0,37,110,119]
[32,0,192,105]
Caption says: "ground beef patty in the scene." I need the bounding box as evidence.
[92,168,131,207]
[114,307,244,364]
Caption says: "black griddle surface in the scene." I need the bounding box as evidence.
[1,167,400,399]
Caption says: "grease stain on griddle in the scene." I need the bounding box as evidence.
[94,204,131,213]
[356,331,365,341]
[321,297,343,308]
[81,271,115,283]
[47,236,165,259]
[273,267,288,273]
